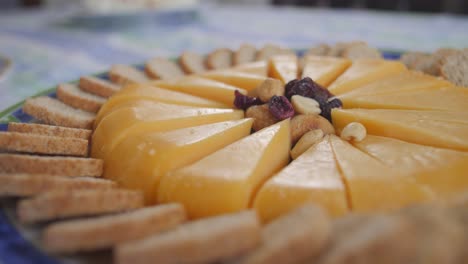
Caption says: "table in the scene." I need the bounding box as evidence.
[0,3,467,112]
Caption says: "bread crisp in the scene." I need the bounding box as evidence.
[18,189,144,224]
[234,44,257,66]
[305,43,330,56]
[256,44,294,61]
[43,203,186,253]
[0,153,103,177]
[145,57,185,80]
[179,51,206,74]
[0,174,116,197]
[115,210,261,264]
[206,48,233,70]
[56,83,106,113]
[440,50,468,87]
[79,76,121,98]
[23,96,95,129]
[0,132,88,156]
[342,45,382,60]
[7,122,91,139]
[109,64,151,85]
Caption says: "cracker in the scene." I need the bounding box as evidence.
[145,57,185,80]
[305,43,330,57]
[56,83,106,113]
[342,45,382,60]
[0,132,88,156]
[179,51,206,74]
[43,203,186,253]
[234,44,257,66]
[440,50,468,87]
[18,189,144,224]
[0,153,103,177]
[256,44,293,61]
[0,174,116,197]
[116,210,261,264]
[7,122,91,140]
[206,48,233,70]
[109,64,151,85]
[79,76,121,98]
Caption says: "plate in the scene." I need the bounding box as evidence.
[0,50,402,264]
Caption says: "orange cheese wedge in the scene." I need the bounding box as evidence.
[158,119,291,219]
[105,119,254,203]
[268,55,298,84]
[253,135,349,222]
[202,70,267,92]
[327,59,407,95]
[301,56,351,87]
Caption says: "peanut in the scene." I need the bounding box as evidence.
[246,104,279,131]
[250,78,284,102]
[291,95,321,115]
[290,114,335,145]
[290,129,324,159]
[340,122,367,142]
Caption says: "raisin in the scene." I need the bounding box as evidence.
[233,90,262,110]
[320,97,343,122]
[268,95,295,120]
[285,77,333,105]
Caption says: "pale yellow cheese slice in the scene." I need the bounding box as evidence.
[253,135,349,222]
[157,119,291,219]
[105,119,254,203]
[330,135,434,213]
[327,59,407,95]
[152,76,247,106]
[95,85,228,126]
[339,86,468,112]
[91,101,244,160]
[202,70,267,92]
[301,56,351,87]
[232,61,268,76]
[332,108,468,151]
[268,55,298,84]
[353,135,468,201]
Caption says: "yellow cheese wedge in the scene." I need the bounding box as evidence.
[253,135,348,222]
[232,61,268,76]
[327,59,407,95]
[332,108,468,151]
[95,85,228,126]
[268,55,298,84]
[105,119,254,203]
[91,101,244,160]
[353,135,468,201]
[340,86,468,112]
[330,135,434,213]
[152,76,247,106]
[301,56,351,87]
[202,70,267,92]
[339,71,452,97]
[158,119,291,219]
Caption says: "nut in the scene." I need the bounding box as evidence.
[246,104,279,131]
[340,122,367,142]
[250,78,285,102]
[291,95,321,115]
[290,129,324,159]
[290,114,335,145]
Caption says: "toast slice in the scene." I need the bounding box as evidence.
[256,44,294,61]
[7,122,91,140]
[56,83,106,113]
[0,132,88,157]
[0,154,103,177]
[206,48,233,70]
[145,57,185,80]
[399,51,429,70]
[115,210,261,264]
[0,174,116,197]
[327,41,367,57]
[342,44,382,59]
[179,51,206,74]
[18,189,144,224]
[305,44,330,56]
[23,96,95,129]
[43,203,186,253]
[234,44,257,66]
[79,76,121,98]
[109,64,151,85]
[440,50,468,87]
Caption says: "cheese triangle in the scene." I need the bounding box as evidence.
[301,56,351,87]
[202,70,266,92]
[158,119,291,219]
[268,55,298,84]
[104,119,254,203]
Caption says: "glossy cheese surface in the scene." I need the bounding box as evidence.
[328,59,407,95]
[253,136,348,222]
[91,101,244,160]
[104,119,254,203]
[332,108,468,151]
[301,56,351,87]
[158,119,291,219]
[268,55,298,84]
[202,70,266,91]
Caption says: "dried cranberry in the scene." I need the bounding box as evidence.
[284,77,333,104]
[268,95,295,120]
[233,90,262,110]
[320,97,343,122]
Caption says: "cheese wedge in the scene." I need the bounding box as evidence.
[339,86,468,112]
[253,136,348,222]
[91,101,244,160]
[105,119,254,203]
[232,61,268,76]
[202,70,267,92]
[330,135,434,212]
[332,108,468,151]
[152,76,247,106]
[95,85,228,126]
[158,119,291,219]
[327,59,407,95]
[353,135,468,200]
[301,56,351,87]
[339,71,452,97]
[268,55,298,84]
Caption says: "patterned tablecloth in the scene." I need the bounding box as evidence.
[0,3,467,112]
